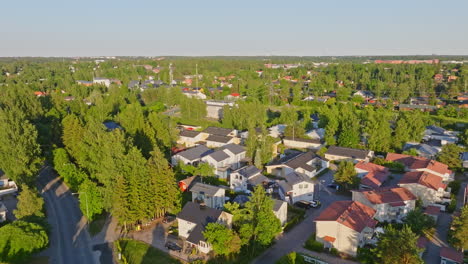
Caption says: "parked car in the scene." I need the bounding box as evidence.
[311,200,321,208]
[294,200,313,209]
[163,215,175,224]
[327,183,338,190]
[165,241,182,252]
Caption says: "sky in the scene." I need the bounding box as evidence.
[1,0,468,57]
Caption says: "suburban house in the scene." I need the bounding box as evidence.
[273,199,288,226]
[93,77,111,87]
[386,153,454,182]
[171,145,213,166]
[354,161,390,189]
[178,176,200,192]
[229,165,270,192]
[424,125,459,145]
[266,151,329,179]
[315,201,377,256]
[282,137,322,150]
[325,146,374,162]
[177,130,206,147]
[205,135,239,148]
[202,127,237,138]
[0,202,7,222]
[201,144,246,178]
[177,202,233,254]
[268,124,286,138]
[190,183,226,210]
[439,247,464,264]
[0,175,18,198]
[305,128,325,140]
[403,142,441,159]
[398,171,449,206]
[461,152,468,169]
[277,171,315,204]
[205,100,234,120]
[351,187,417,222]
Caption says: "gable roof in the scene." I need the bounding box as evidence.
[206,149,230,162]
[190,182,224,196]
[355,161,390,188]
[326,146,371,160]
[206,134,233,143]
[399,171,446,191]
[283,137,321,144]
[283,171,312,185]
[176,145,213,161]
[355,187,416,205]
[233,165,261,178]
[385,153,452,175]
[220,144,245,155]
[203,126,234,136]
[315,201,377,232]
[273,199,287,212]
[180,130,201,138]
[440,247,463,263]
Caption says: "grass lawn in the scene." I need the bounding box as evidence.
[116,239,181,264]
[89,212,108,236]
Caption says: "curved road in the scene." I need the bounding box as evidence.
[38,166,97,264]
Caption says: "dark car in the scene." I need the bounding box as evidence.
[165,241,182,252]
[327,183,338,189]
[294,200,313,209]
[163,215,175,224]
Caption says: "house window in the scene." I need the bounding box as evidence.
[304,184,308,188]
[299,184,303,189]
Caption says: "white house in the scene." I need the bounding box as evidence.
[93,77,111,87]
[205,135,239,148]
[305,128,325,140]
[398,171,449,207]
[352,187,417,222]
[282,137,322,150]
[0,175,18,198]
[190,183,226,209]
[229,165,270,192]
[325,146,374,162]
[268,124,286,138]
[205,100,234,119]
[277,171,315,204]
[273,199,288,226]
[315,201,377,257]
[266,151,329,179]
[177,130,207,147]
[386,153,454,182]
[182,91,207,100]
[171,145,213,166]
[177,202,233,254]
[201,144,246,179]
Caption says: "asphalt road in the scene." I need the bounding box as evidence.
[252,169,353,264]
[37,166,97,264]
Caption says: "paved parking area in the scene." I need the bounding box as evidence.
[0,195,17,221]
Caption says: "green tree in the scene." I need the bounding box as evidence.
[334,161,360,190]
[203,223,242,257]
[53,148,87,191]
[450,205,468,251]
[0,221,49,264]
[0,107,42,184]
[14,186,45,219]
[78,180,104,221]
[374,225,423,264]
[437,144,463,169]
[403,209,436,236]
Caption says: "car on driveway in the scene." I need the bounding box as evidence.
[327,183,339,190]
[165,241,182,252]
[310,200,321,208]
[294,200,321,209]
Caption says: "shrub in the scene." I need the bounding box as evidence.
[447,195,457,213]
[304,233,324,252]
[357,247,377,264]
[329,248,339,256]
[448,180,461,195]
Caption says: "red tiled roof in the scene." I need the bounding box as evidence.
[440,247,463,263]
[399,171,446,191]
[323,236,336,243]
[357,187,416,204]
[424,205,441,216]
[355,161,390,188]
[389,201,406,207]
[315,201,377,232]
[385,153,452,176]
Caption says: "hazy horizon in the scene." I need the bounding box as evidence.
[2,0,468,57]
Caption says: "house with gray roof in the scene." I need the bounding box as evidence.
[277,171,315,204]
[266,151,329,179]
[205,134,239,148]
[177,130,206,147]
[273,199,288,226]
[325,146,374,162]
[201,144,246,178]
[202,127,237,137]
[177,202,233,254]
[462,152,468,169]
[171,145,213,166]
[283,136,322,150]
[229,165,271,192]
[190,182,226,209]
[403,142,441,159]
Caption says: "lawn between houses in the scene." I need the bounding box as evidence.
[115,239,181,264]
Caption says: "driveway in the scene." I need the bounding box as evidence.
[253,169,353,264]
[423,212,452,264]
[37,166,98,264]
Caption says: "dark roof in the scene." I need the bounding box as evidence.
[187,224,205,245]
[206,150,230,162]
[234,165,261,178]
[203,127,234,136]
[177,202,225,244]
[284,151,321,171]
[273,199,287,212]
[326,146,370,160]
[283,171,312,185]
[103,121,122,131]
[220,144,245,155]
[206,135,233,143]
[177,145,213,161]
[190,183,224,196]
[462,152,468,161]
[283,137,321,144]
[247,174,270,186]
[180,130,201,138]
[233,195,250,205]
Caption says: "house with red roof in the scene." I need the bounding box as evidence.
[315,201,377,256]
[354,161,390,189]
[386,153,454,182]
[351,187,416,222]
[398,170,449,206]
[440,247,464,264]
